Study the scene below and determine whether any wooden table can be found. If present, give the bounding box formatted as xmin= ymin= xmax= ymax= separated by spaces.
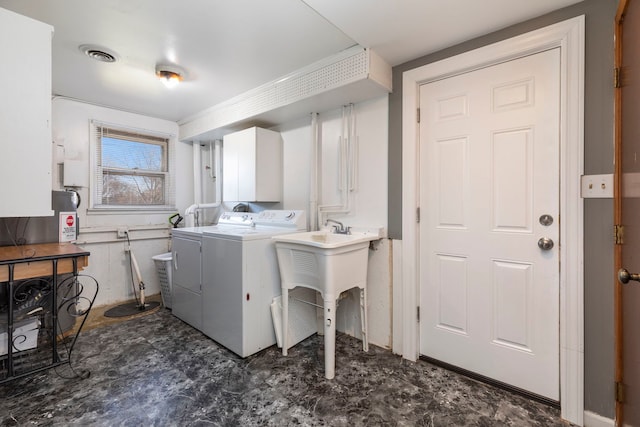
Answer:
xmin=0 ymin=243 xmax=89 ymax=282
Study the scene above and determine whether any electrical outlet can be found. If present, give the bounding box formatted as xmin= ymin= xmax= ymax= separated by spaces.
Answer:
xmin=117 ymin=227 xmax=128 ymax=238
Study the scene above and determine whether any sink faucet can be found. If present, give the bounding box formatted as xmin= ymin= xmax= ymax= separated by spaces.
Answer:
xmin=325 ymin=219 xmax=351 ymax=235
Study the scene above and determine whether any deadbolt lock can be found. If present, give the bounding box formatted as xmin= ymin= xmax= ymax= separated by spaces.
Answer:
xmin=539 ymin=214 xmax=553 ymax=226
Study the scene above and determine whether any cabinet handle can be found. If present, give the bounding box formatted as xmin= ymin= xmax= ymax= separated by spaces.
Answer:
xmin=173 ymin=252 xmax=178 ymax=270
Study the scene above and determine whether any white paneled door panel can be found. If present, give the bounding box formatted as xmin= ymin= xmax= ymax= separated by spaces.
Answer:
xmin=419 ymin=48 xmax=560 ymax=400
xmin=437 ymin=137 xmax=468 ymax=228
xmin=436 ymin=254 xmax=469 ymax=334
xmin=492 ymin=128 xmax=533 ymax=231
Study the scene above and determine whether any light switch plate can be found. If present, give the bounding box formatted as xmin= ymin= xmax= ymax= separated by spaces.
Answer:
xmin=581 ymin=174 xmax=613 ymax=198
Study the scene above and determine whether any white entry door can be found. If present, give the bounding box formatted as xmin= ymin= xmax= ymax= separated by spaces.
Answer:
xmin=419 ymin=48 xmax=560 ymax=400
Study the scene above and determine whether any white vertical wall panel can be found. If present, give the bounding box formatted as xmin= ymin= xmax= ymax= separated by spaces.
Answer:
xmin=280 ymin=118 xmax=312 ymax=210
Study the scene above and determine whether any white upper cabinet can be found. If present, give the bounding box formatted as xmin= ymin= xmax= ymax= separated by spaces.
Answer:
xmin=222 ymin=127 xmax=282 ymax=202
xmin=0 ymin=8 xmax=53 ymax=217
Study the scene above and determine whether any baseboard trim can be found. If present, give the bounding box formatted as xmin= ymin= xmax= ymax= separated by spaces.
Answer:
xmin=584 ymin=410 xmax=615 ymax=427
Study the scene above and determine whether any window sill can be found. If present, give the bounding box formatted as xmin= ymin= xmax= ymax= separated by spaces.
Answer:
xmin=87 ymin=206 xmax=177 ymax=215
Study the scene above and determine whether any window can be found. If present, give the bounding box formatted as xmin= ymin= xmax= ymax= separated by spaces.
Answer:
xmin=91 ymin=123 xmax=175 ymax=210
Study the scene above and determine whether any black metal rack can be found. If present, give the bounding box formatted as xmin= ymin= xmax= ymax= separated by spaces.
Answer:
xmin=0 ymin=244 xmax=98 ymax=383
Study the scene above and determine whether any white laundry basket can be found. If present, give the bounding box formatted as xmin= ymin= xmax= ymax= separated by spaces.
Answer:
xmin=152 ymin=252 xmax=173 ymax=309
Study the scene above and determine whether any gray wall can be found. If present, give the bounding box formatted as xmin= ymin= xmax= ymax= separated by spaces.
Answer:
xmin=388 ymin=0 xmax=617 ymax=418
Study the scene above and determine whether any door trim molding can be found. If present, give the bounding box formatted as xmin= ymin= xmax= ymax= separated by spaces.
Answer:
xmin=613 ymin=3 xmax=626 ymax=425
xmin=401 ymin=16 xmax=584 ymax=425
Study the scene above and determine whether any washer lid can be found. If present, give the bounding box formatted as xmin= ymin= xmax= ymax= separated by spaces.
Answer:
xmin=171 ymin=225 xmax=221 ymax=237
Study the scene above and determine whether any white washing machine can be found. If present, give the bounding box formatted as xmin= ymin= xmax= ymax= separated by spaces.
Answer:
xmin=201 ymin=210 xmax=309 ymax=357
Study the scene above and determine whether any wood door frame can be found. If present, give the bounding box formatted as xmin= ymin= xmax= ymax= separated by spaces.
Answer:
xmin=400 ymin=16 xmax=585 ymax=425
xmin=614 ymin=1 xmax=626 ymax=425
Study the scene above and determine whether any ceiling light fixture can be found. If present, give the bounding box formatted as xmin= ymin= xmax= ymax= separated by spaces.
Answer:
xmin=156 ymin=65 xmax=184 ymax=88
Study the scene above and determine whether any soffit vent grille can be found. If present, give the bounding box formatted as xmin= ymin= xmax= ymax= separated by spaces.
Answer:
xmin=179 ymin=46 xmax=392 ymax=141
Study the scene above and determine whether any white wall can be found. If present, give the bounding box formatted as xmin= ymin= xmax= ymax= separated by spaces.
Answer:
xmin=275 ymin=95 xmax=392 ymax=348
xmin=51 ymin=98 xmax=192 ymax=306
xmin=50 ymin=95 xmax=391 ymax=349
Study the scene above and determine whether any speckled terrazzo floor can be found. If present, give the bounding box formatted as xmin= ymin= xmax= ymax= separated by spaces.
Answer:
xmin=1 ymin=308 xmax=573 ymax=426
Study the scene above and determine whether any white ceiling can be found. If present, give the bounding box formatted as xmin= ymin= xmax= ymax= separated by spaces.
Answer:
xmin=0 ymin=0 xmax=582 ymax=123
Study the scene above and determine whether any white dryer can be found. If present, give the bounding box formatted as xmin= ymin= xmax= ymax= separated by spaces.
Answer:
xmin=170 ymin=212 xmax=254 ymax=331
xmin=201 ymin=210 xmax=308 ymax=357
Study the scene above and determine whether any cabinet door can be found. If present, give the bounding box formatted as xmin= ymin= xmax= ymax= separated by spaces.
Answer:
xmin=0 ymin=9 xmax=53 ymax=217
xmin=222 ymin=135 xmax=241 ymax=202
xmin=236 ymin=131 xmax=256 ymax=201
xmin=223 ymin=127 xmax=255 ymax=202
xmin=253 ymin=127 xmax=282 ymax=202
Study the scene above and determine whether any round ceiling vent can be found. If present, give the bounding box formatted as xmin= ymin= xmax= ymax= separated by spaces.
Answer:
xmin=79 ymin=44 xmax=118 ymax=63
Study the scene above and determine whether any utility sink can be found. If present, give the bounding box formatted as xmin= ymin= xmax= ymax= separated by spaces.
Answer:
xmin=272 ymin=229 xmax=382 ymax=296
xmin=272 ymin=230 xmax=379 ymax=251
xmin=272 ymin=227 xmax=382 ymax=379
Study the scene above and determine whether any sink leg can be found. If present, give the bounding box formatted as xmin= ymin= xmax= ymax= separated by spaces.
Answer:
xmin=360 ymin=287 xmax=369 ymax=352
xmin=324 ymin=296 xmax=336 ymax=379
xmin=282 ymin=287 xmax=288 ymax=356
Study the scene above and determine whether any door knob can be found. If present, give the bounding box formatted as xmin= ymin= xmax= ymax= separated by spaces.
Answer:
xmin=618 ymin=268 xmax=640 ymax=284
xmin=537 ymin=237 xmax=554 ymax=250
